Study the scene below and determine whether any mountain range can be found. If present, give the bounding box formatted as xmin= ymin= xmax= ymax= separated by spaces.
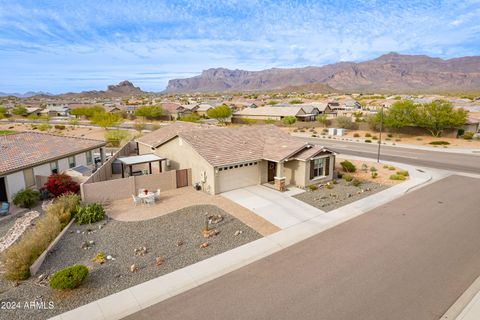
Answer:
xmin=165 ymin=52 xmax=480 ymax=93
xmin=0 ymin=91 xmax=53 ymax=98
xmin=57 ymin=80 xmax=146 ymax=98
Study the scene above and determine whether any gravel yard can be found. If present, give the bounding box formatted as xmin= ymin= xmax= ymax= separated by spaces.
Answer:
xmin=294 ymin=178 xmax=388 ymax=212
xmin=0 ymin=204 xmax=261 ymax=320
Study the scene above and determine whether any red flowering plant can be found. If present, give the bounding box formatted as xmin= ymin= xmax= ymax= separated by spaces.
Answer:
xmin=44 ymin=173 xmax=80 ymax=197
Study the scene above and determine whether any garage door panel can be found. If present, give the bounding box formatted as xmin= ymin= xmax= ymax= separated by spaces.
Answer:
xmin=218 ymin=164 xmax=259 ymax=193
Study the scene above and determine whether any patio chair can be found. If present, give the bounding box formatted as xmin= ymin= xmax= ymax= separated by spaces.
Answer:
xmin=154 ymin=189 xmax=161 ymax=201
xmin=138 ymin=188 xmax=145 ymax=195
xmin=144 ymin=194 xmax=155 ymax=206
xmin=132 ymin=195 xmax=142 ymax=206
xmin=0 ymin=202 xmax=9 ymax=216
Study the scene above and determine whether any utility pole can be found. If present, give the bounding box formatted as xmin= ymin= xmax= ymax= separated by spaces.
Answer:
xmin=377 ymin=105 xmax=384 ymax=163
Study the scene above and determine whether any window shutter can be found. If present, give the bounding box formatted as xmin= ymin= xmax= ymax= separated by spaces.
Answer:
xmin=309 ymin=160 xmax=314 ymax=179
xmin=325 ymin=157 xmax=330 ymax=176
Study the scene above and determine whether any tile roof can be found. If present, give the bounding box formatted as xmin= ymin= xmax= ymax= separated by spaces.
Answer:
xmin=234 ymin=106 xmax=304 ymax=117
xmin=136 ymin=122 xmax=216 ymax=148
xmin=161 ymin=103 xmax=184 ymax=113
xmin=0 ymin=132 xmax=106 ymax=175
xmin=289 ymin=145 xmax=333 ymax=161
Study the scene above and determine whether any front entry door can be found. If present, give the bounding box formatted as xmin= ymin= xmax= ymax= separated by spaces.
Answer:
xmin=267 ymin=161 xmax=276 ymax=182
xmin=0 ymin=177 xmax=7 ymax=202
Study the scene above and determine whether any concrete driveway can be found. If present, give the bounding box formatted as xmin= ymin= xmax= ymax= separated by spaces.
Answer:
xmin=221 ymin=185 xmax=324 ymax=229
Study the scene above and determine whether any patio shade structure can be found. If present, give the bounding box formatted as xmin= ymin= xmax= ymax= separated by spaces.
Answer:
xmin=117 ymin=153 xmax=165 ymax=178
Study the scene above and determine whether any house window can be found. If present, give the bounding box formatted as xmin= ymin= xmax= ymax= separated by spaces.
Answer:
xmin=86 ymin=151 xmax=93 ymax=165
xmin=219 ymin=168 xmax=223 ymax=171
xmin=311 ymin=158 xmax=325 ymax=178
xmin=68 ymin=156 xmax=76 ymax=168
xmin=50 ymin=161 xmax=58 ymax=174
xmin=23 ymin=168 xmax=35 ymax=188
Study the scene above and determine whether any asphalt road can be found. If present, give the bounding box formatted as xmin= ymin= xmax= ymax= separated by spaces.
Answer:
xmin=125 ymin=175 xmax=480 ymax=320
xmin=296 ymin=136 xmax=480 ymax=174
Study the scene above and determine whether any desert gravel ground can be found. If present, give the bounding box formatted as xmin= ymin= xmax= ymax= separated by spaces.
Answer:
xmin=0 ymin=204 xmax=261 ymax=320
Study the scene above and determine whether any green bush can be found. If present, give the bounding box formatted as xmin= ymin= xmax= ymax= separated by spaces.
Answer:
xmin=75 ymin=203 xmax=105 ymax=225
xmin=429 ymin=140 xmax=450 ymax=145
xmin=282 ymin=116 xmax=297 ymax=125
xmin=336 ymin=172 xmax=343 ymax=179
xmin=365 ymin=133 xmax=372 ymax=137
xmin=389 ymin=174 xmax=406 ymax=181
xmin=365 ymin=139 xmax=372 ymax=143
xmin=463 ymin=132 xmax=475 ymax=140
xmin=49 ymin=265 xmax=88 ymax=290
xmin=13 ymin=188 xmax=40 ymax=208
xmin=388 ymin=166 xmax=396 ymax=170
xmin=54 ymin=125 xmax=65 ymax=130
xmin=104 ymin=130 xmax=131 ymax=147
xmin=37 ymin=123 xmax=51 ymax=131
xmin=371 ymin=172 xmax=378 ymax=179
xmin=352 ymin=179 xmax=361 ymax=187
xmin=340 ymin=160 xmax=356 ymax=172
xmin=396 ymin=170 xmax=409 ymax=177
xmin=353 ymin=133 xmax=360 ymax=137
xmin=387 ymin=133 xmax=393 ymax=138
xmin=372 ymin=136 xmax=378 ymax=140
xmin=370 ymin=166 xmax=377 ymax=172
xmin=343 ymin=174 xmax=353 ymax=182
xmin=2 ymin=194 xmax=79 ymax=280
xmin=308 ymin=185 xmax=318 ymax=191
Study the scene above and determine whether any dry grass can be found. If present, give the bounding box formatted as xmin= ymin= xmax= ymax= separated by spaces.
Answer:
xmin=336 ymin=157 xmax=407 ymax=186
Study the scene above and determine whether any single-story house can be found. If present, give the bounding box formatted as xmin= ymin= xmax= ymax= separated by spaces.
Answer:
xmin=0 ymin=132 xmax=106 ymax=203
xmin=196 ymin=104 xmax=214 ymax=117
xmin=136 ymin=122 xmax=335 ymax=194
xmin=233 ymin=106 xmax=317 ymax=122
xmin=161 ymin=103 xmax=191 ymax=120
xmin=43 ymin=104 xmax=70 ymax=117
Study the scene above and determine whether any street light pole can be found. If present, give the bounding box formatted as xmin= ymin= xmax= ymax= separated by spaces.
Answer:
xmin=377 ymin=105 xmax=384 ymax=163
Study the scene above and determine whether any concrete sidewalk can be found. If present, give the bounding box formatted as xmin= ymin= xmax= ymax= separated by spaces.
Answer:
xmin=50 ymin=162 xmax=436 ymax=320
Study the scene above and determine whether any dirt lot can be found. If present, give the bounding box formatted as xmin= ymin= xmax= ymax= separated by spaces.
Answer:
xmin=0 ymin=122 xmax=108 ymax=141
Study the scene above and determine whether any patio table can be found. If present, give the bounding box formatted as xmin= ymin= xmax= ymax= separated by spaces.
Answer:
xmin=138 ymin=192 xmax=155 ymax=204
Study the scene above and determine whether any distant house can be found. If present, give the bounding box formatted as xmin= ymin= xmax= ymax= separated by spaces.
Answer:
xmin=136 ymin=123 xmax=335 ymax=194
xmin=196 ymin=104 xmax=214 ymax=117
xmin=0 ymin=132 xmax=106 ymax=203
xmin=327 ymin=102 xmax=343 ymax=111
xmin=161 ymin=103 xmax=190 ymax=120
xmin=43 ymin=104 xmax=70 ymax=117
xmin=25 ymin=107 xmax=43 ymax=116
xmin=105 ymin=106 xmax=121 ymax=113
xmin=233 ymin=106 xmax=316 ymax=121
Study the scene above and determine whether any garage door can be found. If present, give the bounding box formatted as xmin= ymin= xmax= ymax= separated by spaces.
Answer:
xmin=217 ymin=162 xmax=259 ymax=193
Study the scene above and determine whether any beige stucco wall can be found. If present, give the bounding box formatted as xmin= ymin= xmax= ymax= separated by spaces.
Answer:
xmin=284 ymin=160 xmax=306 ymax=187
xmin=141 ymin=137 xmax=216 ymax=195
xmin=303 ymin=155 xmax=334 ymax=186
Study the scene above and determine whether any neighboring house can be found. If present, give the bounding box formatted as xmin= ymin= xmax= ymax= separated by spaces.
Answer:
xmin=0 ymin=132 xmax=106 ymax=202
xmin=25 ymin=107 xmax=43 ymax=116
xmin=161 ymin=103 xmax=190 ymax=120
xmin=136 ymin=122 xmax=335 ymax=194
xmin=233 ymin=106 xmax=316 ymax=121
xmin=327 ymin=101 xmax=343 ymax=111
xmin=196 ymin=104 xmax=214 ymax=117
xmin=43 ymin=104 xmax=70 ymax=117
xmin=105 ymin=106 xmax=121 ymax=113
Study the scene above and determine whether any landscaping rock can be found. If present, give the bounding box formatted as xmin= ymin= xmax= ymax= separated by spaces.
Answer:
xmin=155 ymin=256 xmax=163 ymax=267
xmin=200 ymin=242 xmax=209 ymax=248
xmin=130 ymin=264 xmax=137 ymax=273
xmin=176 ymin=240 xmax=183 ymax=247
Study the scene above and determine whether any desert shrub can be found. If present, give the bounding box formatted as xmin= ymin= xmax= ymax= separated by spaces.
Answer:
xmin=308 ymin=185 xmax=318 ymax=191
xmin=13 ymin=188 xmax=40 ymax=208
xmin=361 ymin=164 xmax=368 ymax=172
xmin=395 ymin=138 xmax=401 ymax=142
xmin=325 ymin=184 xmax=334 ymax=189
xmin=388 ymin=166 xmax=396 ymax=170
xmin=2 ymin=213 xmax=62 ymax=280
xmin=238 ymin=118 xmax=256 ymax=125
xmin=332 ymin=179 xmax=338 ymax=184
xmin=463 ymin=132 xmax=475 ymax=140
xmin=370 ymin=166 xmax=377 ymax=172
xmin=282 ymin=116 xmax=297 ymax=125
xmin=49 ymin=265 xmax=88 ymax=290
xmin=336 ymin=116 xmax=355 ymax=129
xmin=340 ymin=160 xmax=356 ymax=172
xmin=387 ymin=133 xmax=393 ymax=138
xmin=396 ymin=170 xmax=409 ymax=177
xmin=353 ymin=133 xmax=360 ymax=137
xmin=371 ymin=172 xmax=378 ymax=179
xmin=352 ymin=179 xmax=361 ymax=187
xmin=264 ymin=118 xmax=275 ymax=124
xmin=75 ymin=203 xmax=105 ymax=225
xmin=92 ymin=252 xmax=106 ymax=264
xmin=336 ymin=172 xmax=343 ymax=179
xmin=372 ymin=136 xmax=378 ymax=140
xmin=429 ymin=140 xmax=450 ymax=145
xmin=343 ymin=174 xmax=353 ymax=182
xmin=104 ymin=130 xmax=131 ymax=147
xmin=46 ymin=193 xmax=80 ymax=227
xmin=37 ymin=123 xmax=51 ymax=131
xmin=416 ymin=137 xmax=423 ymax=141
xmin=365 ymin=139 xmax=372 ymax=143
xmin=54 ymin=125 xmax=65 ymax=130
xmin=44 ymin=173 xmax=79 ymax=197
xmin=390 ymin=174 xmax=406 ymax=181
xmin=2 ymin=194 xmax=80 ymax=280
xmin=365 ymin=133 xmax=372 ymax=137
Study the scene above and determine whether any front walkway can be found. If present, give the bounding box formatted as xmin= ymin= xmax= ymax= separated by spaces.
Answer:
xmin=221 ymin=185 xmax=325 ymax=229
xmin=106 ymin=187 xmax=279 ymax=236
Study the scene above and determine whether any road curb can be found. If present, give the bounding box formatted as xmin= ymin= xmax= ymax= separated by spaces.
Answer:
xmin=440 ymin=276 xmax=480 ymax=320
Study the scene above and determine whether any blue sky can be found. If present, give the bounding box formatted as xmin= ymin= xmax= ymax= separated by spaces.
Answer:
xmin=0 ymin=0 xmax=479 ymax=93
